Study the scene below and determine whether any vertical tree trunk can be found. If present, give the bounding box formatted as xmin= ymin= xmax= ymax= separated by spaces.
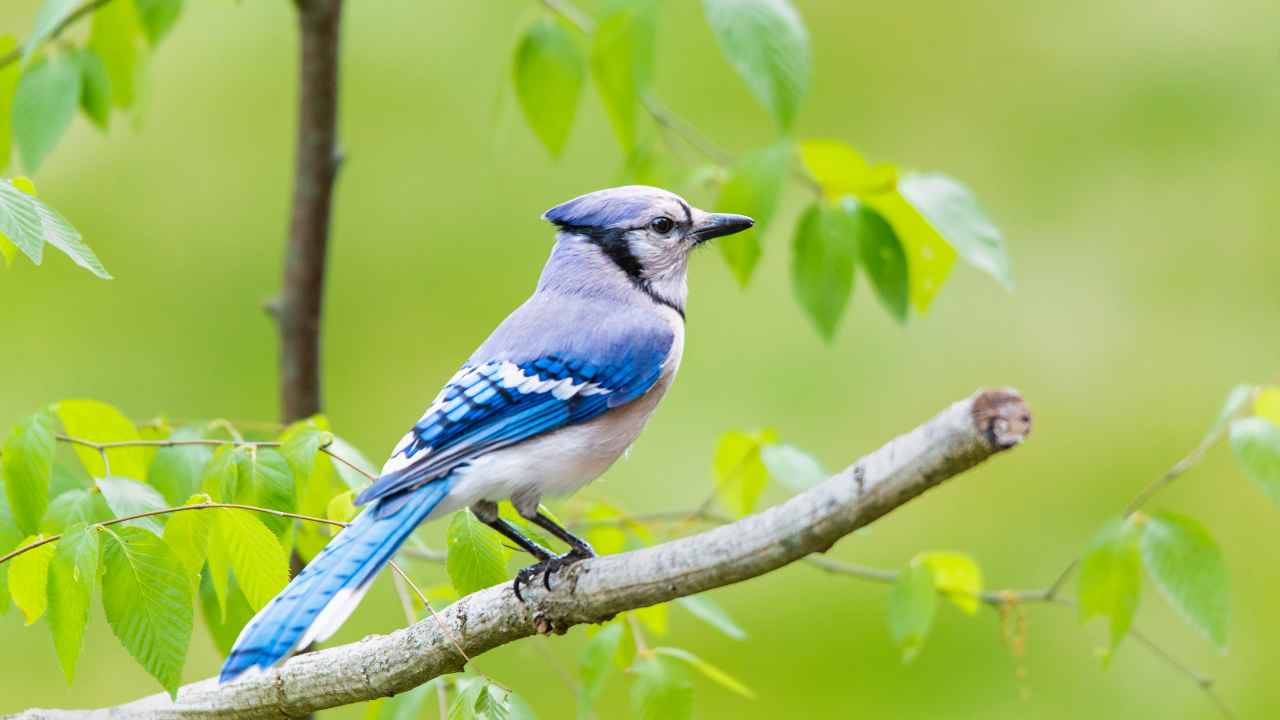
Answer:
xmin=280 ymin=0 xmax=344 ymax=424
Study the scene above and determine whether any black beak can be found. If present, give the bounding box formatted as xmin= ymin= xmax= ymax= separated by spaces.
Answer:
xmin=690 ymin=213 xmax=755 ymax=243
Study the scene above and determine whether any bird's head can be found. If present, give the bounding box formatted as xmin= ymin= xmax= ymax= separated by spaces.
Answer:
xmin=542 ymin=185 xmax=754 ymax=310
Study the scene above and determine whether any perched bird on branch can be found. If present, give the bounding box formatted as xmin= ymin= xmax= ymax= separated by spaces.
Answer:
xmin=220 ymin=186 xmax=753 ymax=682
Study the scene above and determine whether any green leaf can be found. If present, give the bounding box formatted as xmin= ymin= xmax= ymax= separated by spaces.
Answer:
xmin=3 ymin=408 xmax=57 ymax=535
xmin=1229 ymin=417 xmax=1280 ymax=505
xmin=147 ymin=429 xmax=213 ymax=505
xmin=96 ymin=476 xmax=167 ymax=535
xmin=577 ymin=622 xmax=624 ymax=719
xmin=371 ymin=679 xmax=442 ymax=720
xmin=446 ymin=509 xmax=511 ymax=596
xmin=713 ymin=429 xmax=776 ymax=516
xmin=1077 ymin=518 xmax=1141 ymax=655
xmin=22 ymin=0 xmax=81 ymax=64
xmin=198 ymin=571 xmax=254 ymax=657
xmin=848 ymin=199 xmax=909 ymax=323
xmin=590 ymin=0 xmax=657 ymax=152
xmin=40 ymin=487 xmax=112 ymax=533
xmin=915 ymin=551 xmax=983 ymax=615
xmin=759 ymin=443 xmax=826 ymax=492
xmin=898 ymin=173 xmax=1012 ymax=291
xmin=0 ymin=36 xmax=20 ymax=174
xmin=862 ymin=188 xmax=957 ymax=312
xmin=162 ymin=499 xmax=212 ymax=585
xmin=326 ymin=488 xmax=358 ymax=524
xmin=0 ymin=179 xmax=109 ymax=277
xmin=798 ymin=139 xmax=868 ymax=197
xmin=56 ymin=400 xmax=148 ymax=480
xmin=675 ymin=594 xmax=747 ymax=640
xmin=100 ymin=526 xmax=192 ymax=695
xmin=654 ymin=646 xmax=755 ymax=699
xmin=47 ymin=523 xmax=99 ymax=681
xmin=1255 ymin=387 xmax=1280 ymax=425
xmin=631 ymin=656 xmax=693 ymax=720
xmin=9 ymin=535 xmax=55 ymax=624
xmin=887 ymin=562 xmax=936 ymax=662
xmin=449 ymin=676 xmax=487 ymax=720
xmin=279 ymin=420 xmax=331 ymax=484
xmin=792 ymin=201 xmax=858 ymax=340
xmin=89 ymin=0 xmax=143 ymax=110
xmin=716 ymin=141 xmax=790 ymax=287
xmin=703 ymin=0 xmax=810 ymax=128
xmin=1139 ymin=512 xmax=1229 ymax=650
xmin=72 ymin=48 xmax=111 ymax=129
xmin=133 ymin=0 xmax=184 ymax=45
xmin=513 ymin=17 xmax=585 ymax=157
xmin=12 ymin=55 xmax=80 ymax=173
xmin=235 ymin=447 xmax=295 ymax=536
xmin=200 ymin=445 xmax=239 ymax=501
xmin=208 ymin=509 xmax=289 ymax=611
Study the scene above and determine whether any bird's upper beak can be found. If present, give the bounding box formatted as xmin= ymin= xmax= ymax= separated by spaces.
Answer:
xmin=690 ymin=213 xmax=755 ymax=243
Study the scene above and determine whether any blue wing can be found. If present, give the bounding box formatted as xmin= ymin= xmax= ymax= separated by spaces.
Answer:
xmin=355 ymin=342 xmax=670 ymax=508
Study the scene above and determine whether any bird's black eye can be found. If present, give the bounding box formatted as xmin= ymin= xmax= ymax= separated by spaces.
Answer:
xmin=650 ymin=216 xmax=675 ymax=234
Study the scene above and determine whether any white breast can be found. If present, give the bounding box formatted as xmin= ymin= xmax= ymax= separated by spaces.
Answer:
xmin=427 ymin=307 xmax=685 ymax=520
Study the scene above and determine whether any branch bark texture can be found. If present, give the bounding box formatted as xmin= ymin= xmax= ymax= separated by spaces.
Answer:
xmin=8 ymin=388 xmax=1030 ymax=719
xmin=279 ymin=0 xmax=344 ymax=423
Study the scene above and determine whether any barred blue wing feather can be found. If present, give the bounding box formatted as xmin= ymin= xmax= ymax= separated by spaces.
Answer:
xmin=356 ymin=344 xmax=670 ymax=508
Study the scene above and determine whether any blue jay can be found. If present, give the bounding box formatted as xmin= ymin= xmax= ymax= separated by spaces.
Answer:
xmin=219 ymin=186 xmax=753 ymax=682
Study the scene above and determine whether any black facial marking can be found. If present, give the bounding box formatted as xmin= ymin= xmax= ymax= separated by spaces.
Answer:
xmin=560 ymin=224 xmax=685 ymax=318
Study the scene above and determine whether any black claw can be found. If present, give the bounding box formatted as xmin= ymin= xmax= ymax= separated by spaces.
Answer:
xmin=512 ymin=550 xmax=591 ymax=602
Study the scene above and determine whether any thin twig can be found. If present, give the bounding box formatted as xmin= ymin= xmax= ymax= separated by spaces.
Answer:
xmin=0 ymin=0 xmax=116 ymax=70
xmin=388 ymin=560 xmax=472 ymax=665
xmin=0 ymin=502 xmax=344 ymax=566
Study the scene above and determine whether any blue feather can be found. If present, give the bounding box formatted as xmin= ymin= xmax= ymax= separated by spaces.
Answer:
xmin=219 ymin=480 xmax=452 ymax=683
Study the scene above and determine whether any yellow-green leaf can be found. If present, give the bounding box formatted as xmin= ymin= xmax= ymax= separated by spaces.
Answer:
xmin=712 ymin=429 xmax=777 ymax=516
xmin=162 ymin=499 xmax=212 ymax=585
xmin=96 ymin=476 xmax=167 ymax=534
xmin=89 ymin=0 xmax=143 ymax=110
xmin=9 ymin=535 xmax=55 ymax=624
xmin=848 ymin=199 xmax=909 ymax=324
xmin=915 ymin=551 xmax=983 ymax=614
xmin=0 ymin=35 xmax=19 ymax=174
xmin=798 ymin=139 xmax=868 ymax=198
xmin=1254 ymin=387 xmax=1280 ymax=425
xmin=208 ymin=509 xmax=289 ymax=611
xmin=55 ymin=399 xmax=149 ymax=480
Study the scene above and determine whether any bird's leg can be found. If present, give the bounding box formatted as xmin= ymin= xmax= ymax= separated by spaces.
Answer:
xmin=529 ymin=512 xmax=596 ymax=560
xmin=519 ymin=511 xmax=596 ymax=591
xmin=472 ymin=502 xmax=560 ymax=602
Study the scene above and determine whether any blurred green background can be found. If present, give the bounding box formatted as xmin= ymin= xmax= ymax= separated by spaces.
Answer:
xmin=2 ymin=0 xmax=1278 ymax=717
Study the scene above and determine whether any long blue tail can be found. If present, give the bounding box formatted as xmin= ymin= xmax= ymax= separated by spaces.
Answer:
xmin=219 ymin=481 xmax=451 ymax=683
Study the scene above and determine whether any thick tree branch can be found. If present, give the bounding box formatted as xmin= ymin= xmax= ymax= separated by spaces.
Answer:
xmin=9 ymin=388 xmax=1031 ymax=719
xmin=278 ymin=0 xmax=344 ymax=423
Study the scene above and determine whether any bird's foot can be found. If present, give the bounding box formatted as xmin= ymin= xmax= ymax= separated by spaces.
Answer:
xmin=513 ymin=547 xmax=594 ymax=603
